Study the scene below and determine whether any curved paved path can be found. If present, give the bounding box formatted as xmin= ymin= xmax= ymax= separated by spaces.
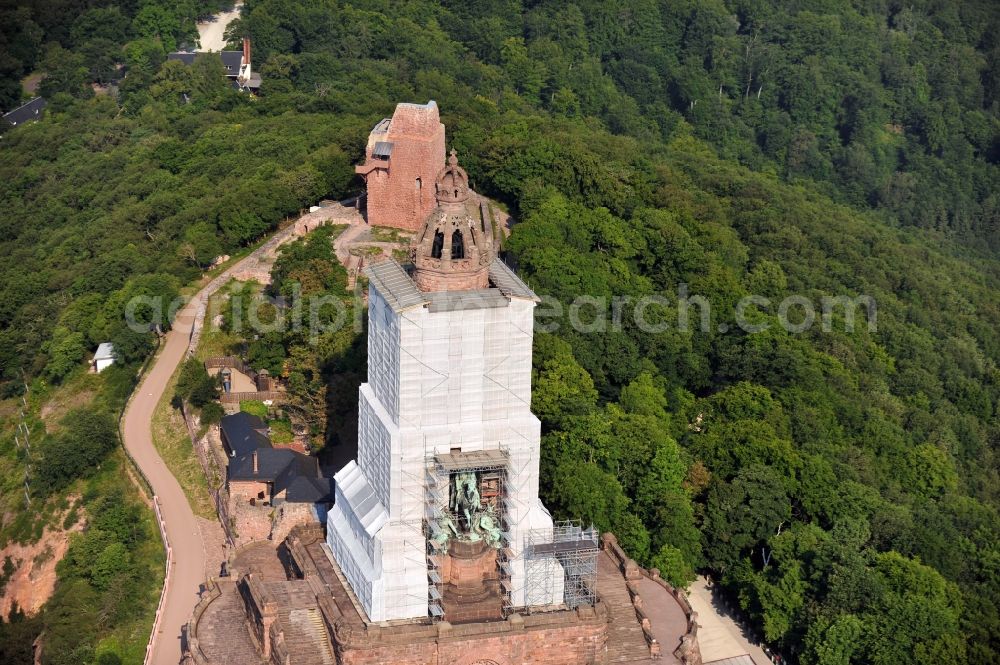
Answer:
xmin=123 ymin=216 xmax=322 ymax=663
xmin=635 ymin=576 xmax=688 ymax=660
xmin=123 ymin=298 xmax=209 ymax=665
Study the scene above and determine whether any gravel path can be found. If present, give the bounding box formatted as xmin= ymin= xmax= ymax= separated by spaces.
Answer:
xmin=687 ymin=576 xmax=771 ymax=665
xmin=196 ymin=4 xmax=243 ymax=52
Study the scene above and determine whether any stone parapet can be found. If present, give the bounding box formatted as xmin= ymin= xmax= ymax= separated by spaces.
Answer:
xmin=189 ymin=524 xmax=694 ymax=665
xmin=239 ymin=573 xmax=278 ymax=658
xmin=331 ymin=603 xmax=609 ymax=665
xmin=601 ymin=532 xmax=703 ymax=665
xmin=647 ymin=568 xmax=702 ymax=665
xmin=184 ymin=580 xmax=223 ymax=665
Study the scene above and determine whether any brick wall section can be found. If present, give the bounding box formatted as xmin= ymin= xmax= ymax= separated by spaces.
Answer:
xmin=357 ymin=102 xmax=446 ymax=231
xmin=412 ymin=264 xmax=491 ymax=291
xmin=229 ymin=480 xmax=269 ymax=501
xmin=188 ymin=526 xmax=641 ymax=665
xmin=228 ymin=498 xmax=274 ymax=542
xmin=269 ymin=503 xmax=318 ymax=544
xmin=334 ymin=608 xmax=608 ymax=665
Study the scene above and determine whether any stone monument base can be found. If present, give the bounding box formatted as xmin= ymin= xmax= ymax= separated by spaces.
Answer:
xmin=184 ymin=526 xmax=703 ymax=665
xmin=439 ymin=539 xmax=503 ymax=623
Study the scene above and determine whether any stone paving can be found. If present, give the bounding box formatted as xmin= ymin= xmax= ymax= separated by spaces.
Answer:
xmin=192 ymin=581 xmax=265 ymax=665
xmin=189 ymin=530 xmax=701 ymax=665
xmin=688 ymin=576 xmax=770 ymax=665
xmin=197 ymin=517 xmax=229 ymax=581
xmin=635 ymin=575 xmax=689 ymax=659
xmin=233 ymin=541 xmax=287 ymax=581
xmin=595 ymin=551 xmax=665 ymax=664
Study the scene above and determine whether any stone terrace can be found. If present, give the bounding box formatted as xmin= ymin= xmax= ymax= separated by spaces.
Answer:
xmin=187 ymin=527 xmax=700 ymax=665
xmin=596 ymin=550 xmax=662 ymax=664
xmin=186 ymin=581 xmax=265 ymax=665
xmin=233 ymin=541 xmax=288 ymax=581
xmin=636 ymin=575 xmax=689 ymax=659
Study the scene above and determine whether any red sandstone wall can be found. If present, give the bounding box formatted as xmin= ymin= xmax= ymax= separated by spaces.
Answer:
xmin=361 ymin=102 xmax=446 ymax=231
xmin=337 ymin=620 xmax=607 ymax=665
xmin=270 ymin=503 xmax=319 ymax=544
xmin=229 ymin=480 xmax=269 ymax=501
xmin=412 ymin=265 xmax=490 ymax=292
xmin=444 ymin=624 xmax=605 ymax=665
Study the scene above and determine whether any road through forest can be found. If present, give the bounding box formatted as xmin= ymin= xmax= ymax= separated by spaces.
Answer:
xmin=122 ymin=228 xmax=300 ymax=663
xmin=122 ymin=207 xmax=357 ymax=663
xmin=122 ymin=296 xmax=208 ymax=665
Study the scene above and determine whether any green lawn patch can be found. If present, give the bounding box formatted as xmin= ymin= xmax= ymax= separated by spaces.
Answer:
xmin=239 ymin=400 xmax=269 ymax=418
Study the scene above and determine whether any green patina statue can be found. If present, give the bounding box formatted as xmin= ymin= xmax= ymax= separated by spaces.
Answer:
xmin=435 ymin=470 xmax=502 ymax=549
xmin=451 ymin=471 xmax=481 ymax=532
xmin=430 ymin=514 xmax=459 ymax=548
xmin=473 ymin=507 xmax=503 ymax=548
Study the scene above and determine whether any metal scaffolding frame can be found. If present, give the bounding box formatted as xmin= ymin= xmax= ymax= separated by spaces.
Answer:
xmin=425 ymin=448 xmax=513 ymax=620
xmin=525 ymin=520 xmax=599 ymax=611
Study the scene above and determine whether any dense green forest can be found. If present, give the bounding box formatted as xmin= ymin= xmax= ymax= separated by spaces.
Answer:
xmin=1 ymin=1 xmax=998 ymax=663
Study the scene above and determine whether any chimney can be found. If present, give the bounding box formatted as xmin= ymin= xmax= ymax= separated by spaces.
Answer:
xmin=238 ymin=37 xmax=253 ymax=87
xmin=253 ymin=450 xmax=259 ymax=474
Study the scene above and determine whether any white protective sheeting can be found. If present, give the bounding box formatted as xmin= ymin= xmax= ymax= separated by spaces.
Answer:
xmin=327 ymin=260 xmax=564 ymax=622
xmin=334 ymin=461 xmax=388 ymax=533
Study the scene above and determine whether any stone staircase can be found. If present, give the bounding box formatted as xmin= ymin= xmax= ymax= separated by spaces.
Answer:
xmin=596 ymin=552 xmax=655 ymax=663
xmin=282 ymin=607 xmax=335 ymax=665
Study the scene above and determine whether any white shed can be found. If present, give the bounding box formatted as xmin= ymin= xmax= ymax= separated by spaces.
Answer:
xmin=93 ymin=343 xmax=115 ymax=373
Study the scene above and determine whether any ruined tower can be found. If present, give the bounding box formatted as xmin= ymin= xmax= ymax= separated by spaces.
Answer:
xmin=355 ymin=101 xmax=446 ymax=231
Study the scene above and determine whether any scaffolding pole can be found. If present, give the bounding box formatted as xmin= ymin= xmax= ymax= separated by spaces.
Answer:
xmin=525 ymin=520 xmax=599 ymax=610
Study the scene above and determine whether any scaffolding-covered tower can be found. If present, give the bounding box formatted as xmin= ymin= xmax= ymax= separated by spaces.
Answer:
xmin=525 ymin=521 xmax=599 ymax=610
xmin=327 ymin=149 xmax=567 ymax=623
xmin=327 ymin=258 xmax=566 ymax=621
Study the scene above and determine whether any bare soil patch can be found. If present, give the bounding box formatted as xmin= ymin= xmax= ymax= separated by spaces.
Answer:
xmin=0 ymin=501 xmax=84 ymax=618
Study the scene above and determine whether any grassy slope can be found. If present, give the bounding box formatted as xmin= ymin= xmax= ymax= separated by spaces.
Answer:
xmin=87 ymin=461 xmax=165 ymax=664
xmin=147 ymin=278 xmax=253 ymax=521
xmin=148 ymin=365 xmax=217 ymax=521
xmin=0 ymin=376 xmax=164 ymax=661
xmin=0 ymin=257 xmax=266 ymax=659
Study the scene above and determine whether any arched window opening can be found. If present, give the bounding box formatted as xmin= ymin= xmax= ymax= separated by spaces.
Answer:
xmin=451 ymin=230 xmax=465 ymax=259
xmin=431 ymin=230 xmax=444 ymax=259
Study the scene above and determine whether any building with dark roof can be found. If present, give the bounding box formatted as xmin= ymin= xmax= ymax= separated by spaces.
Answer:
xmin=166 ymin=51 xmax=243 ymax=75
xmin=228 ymin=447 xmax=332 ymax=506
xmin=219 ymin=411 xmax=271 ymax=457
xmin=166 ymin=38 xmax=261 ymax=91
xmin=3 ymin=97 xmax=46 ymax=129
xmin=281 ymin=475 xmax=335 ymax=504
